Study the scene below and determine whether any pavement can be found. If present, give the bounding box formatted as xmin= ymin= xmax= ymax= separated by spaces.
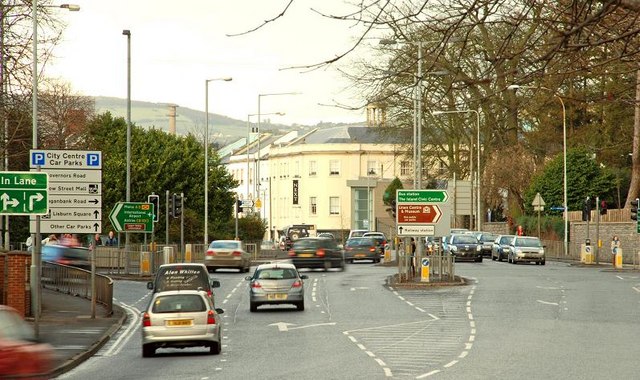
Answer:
xmin=33 ymin=288 xmax=126 ymax=378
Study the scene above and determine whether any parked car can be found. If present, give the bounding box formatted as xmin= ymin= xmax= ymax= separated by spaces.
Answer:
xmin=141 ymin=290 xmax=224 ymax=357
xmin=0 ymin=305 xmax=53 ymax=378
xmin=347 ymin=229 xmax=369 ymax=239
xmin=40 ymin=244 xmax=91 ymax=270
xmin=344 ymin=237 xmax=381 ymax=263
xmin=491 ymin=235 xmax=516 ymax=262
xmin=508 ymin=236 xmax=546 ymax=265
xmin=362 ymin=232 xmax=387 ymax=255
xmin=205 ymin=240 xmax=251 ymax=272
xmin=288 ymin=237 xmax=345 ymax=271
xmin=317 ymin=232 xmax=335 ymax=240
xmin=146 ymin=263 xmax=221 ymax=302
xmin=443 ymin=233 xmax=483 ymax=262
xmin=475 ymin=232 xmax=498 ymax=257
xmin=280 ymin=224 xmax=316 ymax=250
xmin=245 ymin=262 xmax=308 ymax=312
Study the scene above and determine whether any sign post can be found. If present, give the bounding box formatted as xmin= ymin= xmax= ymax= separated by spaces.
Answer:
xmin=532 ymin=192 xmax=546 ymax=238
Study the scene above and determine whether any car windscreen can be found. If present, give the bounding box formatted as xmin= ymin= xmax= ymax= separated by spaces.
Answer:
xmin=452 ymin=235 xmax=478 ymax=244
xmin=209 ymin=241 xmax=239 ymax=249
xmin=480 ymin=234 xmax=496 ymax=242
xmin=155 ymin=267 xmax=210 ymax=292
xmin=152 ymin=294 xmax=206 ymax=313
xmin=515 ymin=238 xmax=542 ymax=247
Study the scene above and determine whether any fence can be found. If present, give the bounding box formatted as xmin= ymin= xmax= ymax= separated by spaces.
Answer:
xmin=41 ymin=262 xmax=113 ymax=315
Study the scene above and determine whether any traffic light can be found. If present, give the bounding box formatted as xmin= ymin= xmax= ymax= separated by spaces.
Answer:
xmin=172 ymin=193 xmax=183 ymax=218
xmin=148 ymin=194 xmax=160 ymax=222
xmin=391 ymin=199 xmax=397 ymax=218
xmin=631 ymin=198 xmax=639 ymax=221
xmin=236 ymin=199 xmax=242 ymax=215
xmin=582 ymin=196 xmax=592 ymax=222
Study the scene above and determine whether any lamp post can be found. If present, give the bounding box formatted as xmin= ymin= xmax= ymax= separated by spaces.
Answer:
xmin=256 ymin=92 xmax=300 ymax=203
xmin=204 ymin=77 xmax=232 ymax=245
xmin=246 ymin=112 xmax=284 ymax=202
xmin=507 ymin=84 xmax=567 ymax=255
xmin=433 ymin=109 xmax=481 ymax=231
xmin=31 ymin=0 xmax=80 ymax=336
xmin=121 ymin=29 xmax=131 ymax=260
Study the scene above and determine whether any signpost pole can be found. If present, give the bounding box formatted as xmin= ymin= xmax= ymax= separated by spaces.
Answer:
xmin=165 ymin=190 xmax=169 ymax=245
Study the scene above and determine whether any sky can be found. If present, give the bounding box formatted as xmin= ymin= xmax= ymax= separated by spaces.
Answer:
xmin=45 ymin=0 xmax=376 ymax=126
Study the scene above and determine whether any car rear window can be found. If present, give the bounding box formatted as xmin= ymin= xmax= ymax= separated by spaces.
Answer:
xmin=256 ymin=268 xmax=297 ymax=280
xmin=210 ymin=241 xmax=239 ymax=249
xmin=152 ymin=294 xmax=206 ymax=313
xmin=155 ymin=266 xmax=210 ymax=293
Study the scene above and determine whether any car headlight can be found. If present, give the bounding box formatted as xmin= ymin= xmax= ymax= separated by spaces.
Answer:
xmin=503 ymin=247 xmax=510 ymax=252
xmin=476 ymin=245 xmax=481 ymax=252
xmin=449 ymin=246 xmax=457 ymax=252
xmin=539 ymin=248 xmax=545 ymax=254
xmin=516 ymin=249 xmax=523 ymax=255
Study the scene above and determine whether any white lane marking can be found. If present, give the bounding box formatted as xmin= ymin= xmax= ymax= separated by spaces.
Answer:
xmin=536 ymin=286 xmax=560 ymax=290
xmin=357 ymin=343 xmax=366 ymax=350
xmin=366 ymin=351 xmax=375 ymax=357
xmin=537 ymin=300 xmax=559 ymax=306
xmin=469 ymin=335 xmax=475 ymax=342
xmin=616 ymin=276 xmax=624 ymax=280
xmin=375 ymin=358 xmax=386 ymax=366
xmin=383 ymin=368 xmax=393 ymax=377
xmin=470 ymin=321 xmax=475 ymax=328
xmin=428 ymin=313 xmax=439 ymax=320
xmin=471 ymin=329 xmax=476 ymax=335
xmin=465 ymin=343 xmax=473 ymax=350
xmin=468 ymin=313 xmax=474 ymax=320
xmin=632 ymin=287 xmax=640 ymax=293
xmin=350 ymin=287 xmax=369 ymax=291
xmin=417 ymin=369 xmax=441 ymax=378
xmin=459 ymin=351 xmax=468 ymax=358
xmin=444 ymin=360 xmax=458 ymax=368
xmin=398 ymin=296 xmax=405 ymax=301
xmin=415 ymin=307 xmax=426 ymax=313
xmin=406 ymin=301 xmax=414 ymax=306
xmin=348 ymin=336 xmax=357 ymax=343
xmin=103 ymin=303 xmax=140 ymax=357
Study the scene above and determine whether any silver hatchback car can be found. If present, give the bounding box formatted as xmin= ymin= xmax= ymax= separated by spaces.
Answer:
xmin=141 ymin=290 xmax=224 ymax=357
xmin=245 ymin=262 xmax=307 ymax=312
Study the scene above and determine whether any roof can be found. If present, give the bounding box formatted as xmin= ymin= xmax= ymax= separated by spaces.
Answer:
xmin=288 ymin=124 xmax=396 ymax=145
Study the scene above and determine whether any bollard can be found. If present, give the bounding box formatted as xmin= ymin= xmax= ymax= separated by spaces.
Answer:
xmin=384 ymin=244 xmax=391 ymax=263
xmin=185 ymin=244 xmax=192 ymax=263
xmin=421 ymin=257 xmax=430 ymax=283
xmin=163 ymin=246 xmax=174 ymax=264
xmin=140 ymin=251 xmax=151 ymax=275
xmin=615 ymin=248 xmax=623 ymax=269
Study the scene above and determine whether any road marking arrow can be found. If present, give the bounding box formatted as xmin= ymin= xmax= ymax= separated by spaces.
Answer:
xmin=269 ymin=322 xmax=295 ymax=332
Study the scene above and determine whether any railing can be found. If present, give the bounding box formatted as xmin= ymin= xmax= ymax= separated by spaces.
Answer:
xmin=41 ymin=261 xmax=113 ymax=315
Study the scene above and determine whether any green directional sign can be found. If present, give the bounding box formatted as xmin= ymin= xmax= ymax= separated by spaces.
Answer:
xmin=397 ymin=189 xmax=448 ymax=203
xmin=109 ymin=202 xmax=154 ymax=233
xmin=0 ymin=171 xmax=48 ymax=215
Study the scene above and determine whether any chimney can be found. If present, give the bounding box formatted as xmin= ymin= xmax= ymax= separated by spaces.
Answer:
xmin=167 ymin=104 xmax=178 ymax=135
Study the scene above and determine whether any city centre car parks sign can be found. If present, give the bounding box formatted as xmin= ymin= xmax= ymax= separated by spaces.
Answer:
xmin=109 ymin=202 xmax=154 ymax=233
xmin=29 ymin=150 xmax=102 ymax=234
xmin=396 ymin=189 xmax=450 ymax=237
xmin=0 ymin=172 xmax=48 ymax=215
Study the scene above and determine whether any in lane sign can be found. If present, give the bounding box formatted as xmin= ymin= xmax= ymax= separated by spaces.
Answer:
xmin=0 ymin=172 xmax=48 ymax=215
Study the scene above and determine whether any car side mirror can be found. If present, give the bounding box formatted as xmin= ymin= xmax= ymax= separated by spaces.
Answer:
xmin=300 ymin=275 xmax=308 ymax=280
xmin=211 ymin=279 xmax=221 ymax=288
xmin=215 ymin=308 xmax=225 ymax=315
xmin=244 ymin=276 xmax=253 ymax=281
xmin=146 ymin=281 xmax=154 ymax=290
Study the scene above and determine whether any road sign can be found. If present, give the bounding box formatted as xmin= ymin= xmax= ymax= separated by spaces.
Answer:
xmin=30 ymin=220 xmax=101 ymax=234
xmin=398 ymin=204 xmax=442 ymax=223
xmin=30 ymin=149 xmax=102 ymax=169
xmin=241 ymin=200 xmax=254 ymax=208
xmin=550 ymin=206 xmax=565 ymax=211
xmin=109 ymin=202 xmax=154 ymax=233
xmin=397 ymin=225 xmax=435 ymax=235
xmin=397 ymin=190 xmax=448 ymax=203
xmin=0 ymin=171 xmax=48 ymax=215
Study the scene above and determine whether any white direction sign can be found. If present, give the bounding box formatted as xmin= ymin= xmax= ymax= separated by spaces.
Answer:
xmin=397 ymin=225 xmax=436 ymax=236
xmin=30 ymin=149 xmax=102 ymax=234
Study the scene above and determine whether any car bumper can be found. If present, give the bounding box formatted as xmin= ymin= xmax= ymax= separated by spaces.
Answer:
xmin=205 ymin=257 xmax=247 ymax=268
xmin=142 ymin=327 xmax=220 ymax=347
xmin=453 ymin=252 xmax=482 ymax=261
xmin=514 ymin=254 xmax=545 ymax=262
xmin=291 ymin=257 xmax=342 ymax=268
xmin=345 ymin=252 xmax=380 ymax=261
xmin=250 ymin=292 xmax=304 ymax=305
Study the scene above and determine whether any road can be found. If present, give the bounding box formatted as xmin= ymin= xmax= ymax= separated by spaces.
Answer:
xmin=57 ymin=260 xmax=640 ymax=379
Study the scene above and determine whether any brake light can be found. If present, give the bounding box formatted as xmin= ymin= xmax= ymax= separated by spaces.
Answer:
xmin=207 ymin=250 xmax=216 ymax=256
xmin=142 ymin=312 xmax=151 ymax=327
xmin=291 ymin=280 xmax=302 ymax=288
xmin=316 ymin=249 xmax=325 ymax=257
xmin=232 ymin=251 xmax=242 ymax=256
xmin=251 ymin=281 xmax=262 ymax=288
xmin=207 ymin=290 xmax=213 ymax=298
xmin=57 ymin=259 xmax=71 ymax=265
xmin=288 ymin=250 xmax=296 ymax=257
xmin=369 ymin=247 xmax=376 ymax=252
xmin=207 ymin=310 xmax=216 ymax=325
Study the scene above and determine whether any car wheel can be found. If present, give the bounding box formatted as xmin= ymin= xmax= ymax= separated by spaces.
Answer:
xmin=497 ymin=254 xmax=502 ymax=262
xmin=296 ymin=301 xmax=305 ymax=311
xmin=476 ymin=257 xmax=483 ymax=263
xmin=541 ymin=260 xmax=546 ymax=266
xmin=492 ymin=254 xmax=496 ymax=261
xmin=209 ymin=342 xmax=221 ymax=355
xmin=507 ymin=255 xmax=511 ymax=263
xmin=338 ymin=260 xmax=346 ymax=271
xmin=250 ymin=302 xmax=258 ymax=312
xmin=142 ymin=344 xmax=155 ymax=358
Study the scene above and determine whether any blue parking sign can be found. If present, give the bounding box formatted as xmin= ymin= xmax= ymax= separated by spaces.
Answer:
xmin=87 ymin=153 xmax=100 ymax=167
xmin=31 ymin=151 xmax=45 ymax=166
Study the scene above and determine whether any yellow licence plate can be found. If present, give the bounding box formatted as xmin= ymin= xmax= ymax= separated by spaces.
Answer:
xmin=298 ymin=253 xmax=313 ymax=257
xmin=267 ymin=293 xmax=288 ymax=300
xmin=167 ymin=319 xmax=192 ymax=327
xmin=355 ymin=254 xmax=365 ymax=258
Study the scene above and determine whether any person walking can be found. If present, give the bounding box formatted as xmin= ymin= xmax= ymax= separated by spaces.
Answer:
xmin=409 ymin=238 xmax=417 ymax=277
xmin=105 ymin=230 xmax=118 ymax=247
xmin=610 ymin=236 xmax=620 ymax=268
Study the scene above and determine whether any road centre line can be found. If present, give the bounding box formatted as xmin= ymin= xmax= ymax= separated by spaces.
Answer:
xmin=375 ymin=358 xmax=386 ymax=366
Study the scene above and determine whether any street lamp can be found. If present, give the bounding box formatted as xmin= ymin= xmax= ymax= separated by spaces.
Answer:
xmin=507 ymin=84 xmax=567 ymax=255
xmin=121 ymin=29 xmax=131 ymax=262
xmin=256 ymin=92 xmax=300 ymax=203
xmin=432 ymin=109 xmax=481 ymax=231
xmin=246 ymin=112 xmax=284 ymax=201
xmin=31 ymin=0 xmax=80 ymax=336
xmin=204 ymin=77 xmax=232 ymax=245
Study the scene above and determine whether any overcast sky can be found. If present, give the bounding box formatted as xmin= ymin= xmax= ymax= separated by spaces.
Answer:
xmin=44 ymin=0 xmax=376 ymax=126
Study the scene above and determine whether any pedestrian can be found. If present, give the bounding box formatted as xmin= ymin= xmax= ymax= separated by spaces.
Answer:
xmin=409 ymin=238 xmax=417 ymax=276
xmin=42 ymin=234 xmax=58 ymax=245
xmin=105 ymin=230 xmax=118 ymax=247
xmin=610 ymin=235 xmax=620 ymax=268
xmin=91 ymin=233 xmax=103 ymax=249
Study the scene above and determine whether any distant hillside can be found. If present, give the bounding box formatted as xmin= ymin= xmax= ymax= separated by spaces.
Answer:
xmin=94 ymin=96 xmax=295 ymax=145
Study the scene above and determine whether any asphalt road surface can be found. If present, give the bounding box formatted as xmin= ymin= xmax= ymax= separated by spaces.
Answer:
xmin=57 ymin=259 xmax=640 ymax=379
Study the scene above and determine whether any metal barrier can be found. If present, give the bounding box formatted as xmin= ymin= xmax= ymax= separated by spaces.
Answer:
xmin=428 ymin=253 xmax=456 ymax=282
xmin=41 ymin=261 xmax=113 ymax=316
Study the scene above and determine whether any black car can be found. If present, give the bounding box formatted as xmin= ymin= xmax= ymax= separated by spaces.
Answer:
xmin=288 ymin=237 xmax=345 ymax=271
xmin=444 ymin=233 xmax=483 ymax=262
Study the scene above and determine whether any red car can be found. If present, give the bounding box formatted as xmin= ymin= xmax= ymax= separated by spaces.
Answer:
xmin=0 ymin=306 xmax=53 ymax=378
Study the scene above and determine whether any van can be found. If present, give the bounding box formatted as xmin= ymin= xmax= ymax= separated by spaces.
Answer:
xmin=146 ymin=263 xmax=220 ymax=302
xmin=280 ymin=224 xmax=317 ymax=250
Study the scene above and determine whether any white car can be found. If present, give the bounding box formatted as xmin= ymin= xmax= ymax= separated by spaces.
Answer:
xmin=141 ymin=290 xmax=224 ymax=357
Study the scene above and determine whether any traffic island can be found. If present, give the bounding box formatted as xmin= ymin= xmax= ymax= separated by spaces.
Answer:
xmin=386 ymin=273 xmax=469 ymax=288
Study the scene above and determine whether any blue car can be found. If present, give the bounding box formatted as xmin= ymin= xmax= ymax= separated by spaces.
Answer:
xmin=40 ymin=244 xmax=91 ymax=270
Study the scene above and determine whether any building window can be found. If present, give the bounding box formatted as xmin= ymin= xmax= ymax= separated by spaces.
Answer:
xmin=310 ymin=196 xmax=317 ymax=215
xmin=400 ymin=160 xmax=411 ymax=176
xmin=309 ymin=160 xmax=317 ymax=176
xmin=329 ymin=160 xmax=340 ymax=176
xmin=367 ymin=160 xmax=377 ymax=176
xmin=329 ymin=197 xmax=340 ymax=215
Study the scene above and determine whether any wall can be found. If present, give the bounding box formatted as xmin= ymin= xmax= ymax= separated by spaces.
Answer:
xmin=0 ymin=251 xmax=32 ymax=317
